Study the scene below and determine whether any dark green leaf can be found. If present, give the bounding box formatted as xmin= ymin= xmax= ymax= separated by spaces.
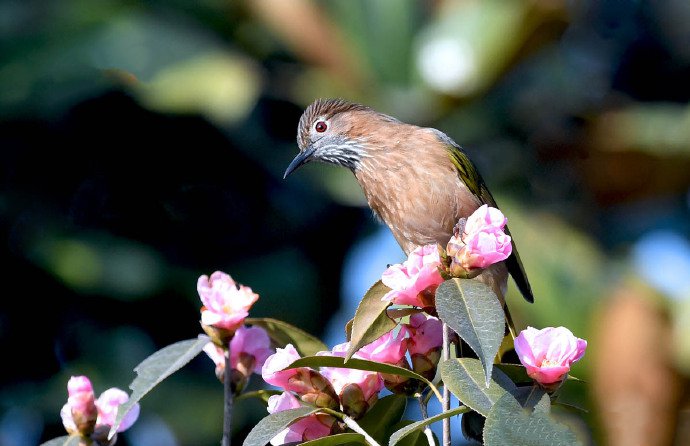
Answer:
xmin=495 ymin=364 xmax=531 ymax=384
xmin=108 ymin=337 xmax=209 ymax=437
xmin=389 ymin=406 xmax=468 ymax=446
xmin=236 ymin=389 xmax=282 ymax=404
xmin=287 ymin=355 xmax=442 ymax=401
xmin=484 ymin=393 xmax=582 ymax=446
xmin=243 ymin=407 xmax=320 ymax=446
xmin=389 ymin=421 xmax=436 ymax=446
xmin=511 ymin=386 xmax=548 ymax=412
xmin=436 ymin=278 xmax=504 ymax=386
xmin=440 ymin=358 xmax=516 ymax=417
xmin=246 ymin=317 xmax=327 ymax=356
xmin=358 ymin=394 xmax=407 ymax=443
xmin=40 ymin=436 xmax=83 ymax=446
xmin=346 ymin=280 xmax=395 ymax=361
xmin=301 ymin=433 xmax=367 ymax=446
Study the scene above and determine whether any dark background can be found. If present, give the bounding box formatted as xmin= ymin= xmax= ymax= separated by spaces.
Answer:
xmin=1 ymin=1 xmax=689 ymax=445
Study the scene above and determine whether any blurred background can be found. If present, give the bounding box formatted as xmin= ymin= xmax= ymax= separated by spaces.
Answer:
xmin=1 ymin=0 xmax=689 ymax=444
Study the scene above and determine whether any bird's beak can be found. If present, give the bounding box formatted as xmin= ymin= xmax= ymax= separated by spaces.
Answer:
xmin=283 ymin=146 xmax=316 ymax=179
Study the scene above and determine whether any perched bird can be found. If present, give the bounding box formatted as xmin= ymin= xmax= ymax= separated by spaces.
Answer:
xmin=284 ymin=98 xmax=533 ymax=310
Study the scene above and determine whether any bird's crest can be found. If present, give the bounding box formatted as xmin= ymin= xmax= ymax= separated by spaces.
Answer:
xmin=297 ymin=99 xmax=370 ymax=151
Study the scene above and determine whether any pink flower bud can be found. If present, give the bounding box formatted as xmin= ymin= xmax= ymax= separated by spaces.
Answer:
xmin=514 ymin=326 xmax=587 ymax=386
xmin=463 ymin=204 xmax=507 ymax=236
xmin=61 ymin=376 xmax=97 ymax=435
xmin=381 ymin=244 xmax=444 ymax=307
xmin=268 ymin=392 xmax=336 ymax=446
xmin=203 ymin=326 xmax=274 ymax=390
xmin=198 ymin=271 xmax=258 ymax=332
xmin=95 ymin=388 xmax=140 ymax=432
xmin=357 ymin=327 xmax=409 ymax=364
xmin=408 ymin=314 xmax=443 ymax=356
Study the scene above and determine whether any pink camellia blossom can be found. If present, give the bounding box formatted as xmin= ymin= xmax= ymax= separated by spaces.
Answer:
xmin=318 ymin=343 xmax=384 ymax=403
xmin=198 ymin=271 xmax=259 ymax=332
xmin=262 ymin=344 xmax=339 ymax=409
xmin=407 ymin=314 xmax=443 ymax=356
xmin=261 ymin=344 xmax=303 ymax=388
xmin=357 ymin=326 xmax=410 ymax=364
xmin=454 ymin=229 xmax=512 ymax=269
xmin=447 ymin=206 xmax=512 ymax=272
xmin=95 ymin=388 xmax=140 ymax=432
xmin=514 ymin=326 xmax=587 ymax=385
xmin=463 ymin=204 xmax=507 ymax=236
xmin=203 ymin=326 xmax=274 ymax=375
xmin=381 ymin=244 xmax=444 ymax=306
xmin=268 ymin=392 xmax=334 ymax=446
xmin=60 ymin=376 xmax=97 ymax=435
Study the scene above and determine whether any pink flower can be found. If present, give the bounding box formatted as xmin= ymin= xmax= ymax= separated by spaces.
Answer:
xmin=317 ymin=343 xmax=384 ymax=403
xmin=198 ymin=271 xmax=259 ymax=332
xmin=267 ymin=392 xmax=334 ymax=445
xmin=261 ymin=344 xmax=303 ymax=389
xmin=407 ymin=314 xmax=443 ymax=356
xmin=357 ymin=327 xmax=410 ymax=364
xmin=262 ymin=344 xmax=339 ymax=409
xmin=204 ymin=326 xmax=274 ymax=375
xmin=447 ymin=206 xmax=512 ymax=271
xmin=514 ymin=326 xmax=587 ymax=385
xmin=60 ymin=376 xmax=139 ymax=436
xmin=60 ymin=376 xmax=97 ymax=435
xmin=456 ymin=229 xmax=512 ymax=269
xmin=463 ymin=204 xmax=507 ymax=235
xmin=381 ymin=244 xmax=444 ymax=306
xmin=95 ymin=388 xmax=140 ymax=432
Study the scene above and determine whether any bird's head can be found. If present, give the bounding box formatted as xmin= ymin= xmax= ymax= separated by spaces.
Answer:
xmin=284 ymin=98 xmax=392 ymax=178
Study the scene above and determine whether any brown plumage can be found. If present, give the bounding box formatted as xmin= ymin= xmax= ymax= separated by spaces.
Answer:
xmin=285 ymin=98 xmax=533 ymax=305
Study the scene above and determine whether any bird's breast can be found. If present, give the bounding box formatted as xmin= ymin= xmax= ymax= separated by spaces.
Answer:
xmin=355 ymin=153 xmax=481 ymax=254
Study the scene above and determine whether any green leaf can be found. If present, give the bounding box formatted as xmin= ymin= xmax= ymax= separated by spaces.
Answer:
xmin=301 ymin=433 xmax=367 ymax=446
xmin=346 ymin=280 xmax=395 ymax=361
xmin=512 ymin=386 xmax=548 ymax=412
xmin=236 ymin=389 xmax=282 ymax=404
xmin=40 ymin=436 xmax=83 ymax=446
xmin=246 ymin=317 xmax=327 ymax=356
xmin=287 ymin=355 xmax=443 ymax=401
xmin=389 ymin=406 xmax=468 ymax=446
xmin=243 ymin=407 xmax=320 ymax=446
xmin=436 ymin=278 xmax=505 ymax=386
xmin=389 ymin=421 xmax=436 ymax=446
xmin=484 ymin=393 xmax=582 ymax=446
xmin=440 ymin=358 xmax=516 ymax=417
xmin=108 ymin=336 xmax=209 ymax=437
xmin=358 ymin=394 xmax=407 ymax=443
xmin=495 ymin=364 xmax=532 ymax=384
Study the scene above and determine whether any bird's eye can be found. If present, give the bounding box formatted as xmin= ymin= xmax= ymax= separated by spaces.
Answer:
xmin=314 ymin=121 xmax=328 ymax=133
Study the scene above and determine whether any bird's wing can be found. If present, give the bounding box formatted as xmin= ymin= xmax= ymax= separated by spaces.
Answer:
xmin=446 ymin=141 xmax=535 ymax=303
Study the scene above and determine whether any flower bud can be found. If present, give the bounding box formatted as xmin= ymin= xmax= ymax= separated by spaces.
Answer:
xmin=263 ymin=345 xmax=339 ymax=409
xmin=408 ymin=314 xmax=444 ymax=381
xmin=268 ymin=392 xmax=337 ymax=446
xmin=62 ymin=376 xmax=97 ymax=435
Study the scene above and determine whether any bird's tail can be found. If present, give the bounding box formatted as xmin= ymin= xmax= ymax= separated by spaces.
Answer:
xmin=503 ymin=302 xmax=517 ymax=339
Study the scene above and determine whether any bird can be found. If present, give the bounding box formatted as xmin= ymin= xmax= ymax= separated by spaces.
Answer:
xmin=283 ymin=98 xmax=534 ymax=317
